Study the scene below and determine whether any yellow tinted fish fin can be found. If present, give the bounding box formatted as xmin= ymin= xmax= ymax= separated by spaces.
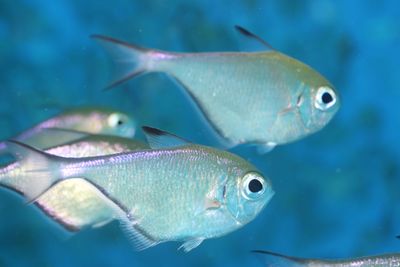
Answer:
xmin=234 ymin=25 xmax=275 ymax=51
xmin=252 ymin=250 xmax=308 ymax=267
xmin=178 ymin=238 xmax=204 ymax=252
xmin=35 ymin=178 xmax=120 ymax=232
xmin=34 ymin=199 xmax=82 ymax=232
xmin=2 ymin=140 xmax=63 ymax=201
xmin=27 ymin=179 xmax=66 ymax=205
xmin=91 ymin=34 xmax=151 ymax=90
xmin=119 ymin=214 xmax=160 ymax=251
xmin=142 ymin=126 xmax=190 ymax=149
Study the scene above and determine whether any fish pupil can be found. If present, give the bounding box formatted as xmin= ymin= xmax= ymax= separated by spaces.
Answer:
xmin=249 ymin=179 xmax=263 ymax=193
xmin=117 ymin=120 xmax=124 ymax=125
xmin=321 ymin=92 xmax=333 ymax=104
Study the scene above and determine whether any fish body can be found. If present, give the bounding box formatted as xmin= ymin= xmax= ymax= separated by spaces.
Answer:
xmin=93 ymin=32 xmax=340 ymax=151
xmin=1 ymin=128 xmax=274 ymax=251
xmin=3 ymin=106 xmax=136 ymax=151
xmin=253 ymin=250 xmax=400 ymax=267
xmin=1 ymin=134 xmax=149 ymax=231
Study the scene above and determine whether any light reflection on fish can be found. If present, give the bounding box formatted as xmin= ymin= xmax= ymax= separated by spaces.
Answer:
xmin=253 ymin=250 xmax=400 ymax=267
xmin=0 ymin=106 xmax=137 ymax=152
xmin=0 ymin=131 xmax=149 ymax=231
xmin=0 ymin=127 xmax=274 ymax=251
xmin=92 ymin=26 xmax=340 ymax=152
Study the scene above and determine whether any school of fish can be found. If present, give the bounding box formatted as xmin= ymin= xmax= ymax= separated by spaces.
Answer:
xmin=3 ymin=26 xmax=378 ymax=262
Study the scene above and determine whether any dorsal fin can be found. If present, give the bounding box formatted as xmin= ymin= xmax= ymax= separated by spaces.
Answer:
xmin=142 ymin=126 xmax=190 ymax=149
xmin=234 ymin=25 xmax=274 ymax=50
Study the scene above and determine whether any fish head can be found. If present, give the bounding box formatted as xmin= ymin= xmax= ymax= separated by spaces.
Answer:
xmin=293 ymin=66 xmax=340 ymax=136
xmin=57 ymin=107 xmax=137 ymax=138
xmin=299 ymin=83 xmax=340 ymax=133
xmin=101 ymin=111 xmax=137 ymax=137
xmin=224 ymin=170 xmax=274 ymax=226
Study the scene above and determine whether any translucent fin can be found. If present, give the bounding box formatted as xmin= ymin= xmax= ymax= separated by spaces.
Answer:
xmin=204 ymin=197 xmax=221 ymax=210
xmin=35 ymin=178 xmax=120 ymax=231
xmin=1 ymin=140 xmax=62 ymax=201
xmin=142 ymin=126 xmax=190 ymax=149
xmin=252 ymin=250 xmax=308 ymax=267
xmin=256 ymin=142 xmax=276 ymax=154
xmin=234 ymin=25 xmax=275 ymax=50
xmin=178 ymin=238 xmax=204 ymax=252
xmin=119 ymin=215 xmax=160 ymax=251
xmin=91 ymin=34 xmax=151 ymax=90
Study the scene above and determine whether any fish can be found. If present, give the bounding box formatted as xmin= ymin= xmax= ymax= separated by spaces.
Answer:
xmin=0 ymin=106 xmax=137 ymax=152
xmin=92 ymin=26 xmax=340 ymax=152
xmin=0 ymin=127 xmax=274 ymax=251
xmin=252 ymin=250 xmax=400 ymax=267
xmin=0 ymin=130 xmax=149 ymax=231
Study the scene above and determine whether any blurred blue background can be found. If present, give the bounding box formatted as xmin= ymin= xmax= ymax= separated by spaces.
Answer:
xmin=0 ymin=0 xmax=399 ymax=266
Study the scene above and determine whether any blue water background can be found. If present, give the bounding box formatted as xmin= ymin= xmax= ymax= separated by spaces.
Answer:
xmin=0 ymin=1 xmax=399 ymax=266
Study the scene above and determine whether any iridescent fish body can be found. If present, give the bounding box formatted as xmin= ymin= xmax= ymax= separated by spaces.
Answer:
xmin=93 ymin=27 xmax=340 ymax=152
xmin=253 ymin=250 xmax=400 ymax=267
xmin=0 ymin=106 xmax=137 ymax=152
xmin=0 ymin=127 xmax=274 ymax=251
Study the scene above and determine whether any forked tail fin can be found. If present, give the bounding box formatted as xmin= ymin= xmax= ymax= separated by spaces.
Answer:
xmin=91 ymin=34 xmax=155 ymax=90
xmin=0 ymin=140 xmax=65 ymax=201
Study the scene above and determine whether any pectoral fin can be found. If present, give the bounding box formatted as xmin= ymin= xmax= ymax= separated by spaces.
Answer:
xmin=179 ymin=238 xmax=204 ymax=252
xmin=256 ymin=142 xmax=276 ymax=154
xmin=204 ymin=197 xmax=221 ymax=210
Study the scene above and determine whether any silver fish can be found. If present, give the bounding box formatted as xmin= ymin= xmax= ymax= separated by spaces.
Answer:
xmin=0 ymin=127 xmax=274 ymax=251
xmin=1 ymin=131 xmax=149 ymax=231
xmin=0 ymin=106 xmax=137 ymax=151
xmin=92 ymin=26 xmax=340 ymax=152
xmin=253 ymin=250 xmax=400 ymax=267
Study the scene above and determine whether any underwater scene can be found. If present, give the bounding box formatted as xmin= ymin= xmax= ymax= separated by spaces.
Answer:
xmin=0 ymin=0 xmax=399 ymax=266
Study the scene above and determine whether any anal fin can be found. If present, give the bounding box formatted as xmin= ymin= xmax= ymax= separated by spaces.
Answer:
xmin=35 ymin=178 xmax=120 ymax=231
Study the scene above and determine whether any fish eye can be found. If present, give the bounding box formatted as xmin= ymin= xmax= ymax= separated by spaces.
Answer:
xmin=241 ymin=172 xmax=266 ymax=200
xmin=108 ymin=113 xmax=125 ymax=128
xmin=315 ymin=86 xmax=336 ymax=111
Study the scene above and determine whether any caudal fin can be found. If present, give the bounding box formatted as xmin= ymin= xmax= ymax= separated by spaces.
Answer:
xmin=91 ymin=34 xmax=153 ymax=90
xmin=0 ymin=140 xmax=64 ymax=201
xmin=252 ymin=250 xmax=308 ymax=267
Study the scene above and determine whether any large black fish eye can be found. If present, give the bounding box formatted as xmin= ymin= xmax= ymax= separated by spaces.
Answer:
xmin=315 ymin=86 xmax=336 ymax=111
xmin=242 ymin=172 xmax=266 ymax=200
xmin=249 ymin=179 xmax=263 ymax=193
xmin=321 ymin=92 xmax=333 ymax=104
xmin=117 ymin=119 xmax=124 ymax=126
